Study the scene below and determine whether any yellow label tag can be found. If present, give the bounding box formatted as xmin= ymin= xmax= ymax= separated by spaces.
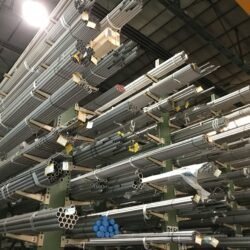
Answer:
xmin=65 ymin=144 xmax=73 ymax=154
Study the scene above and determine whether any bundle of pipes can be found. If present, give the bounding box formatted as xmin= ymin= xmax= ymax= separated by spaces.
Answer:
xmin=76 ymin=63 xmax=216 ymax=138
xmin=0 ymin=206 xmax=78 ymax=233
xmin=0 ymin=126 xmax=68 ymax=181
xmin=0 ymin=51 xmax=190 ymax=179
xmin=143 ymin=85 xmax=210 ymax=114
xmin=0 ymin=0 xmax=143 ymax=134
xmin=73 ymin=133 xmax=132 ymax=167
xmin=217 ymin=236 xmax=250 ymax=248
xmin=70 ymin=164 xmax=161 ymax=201
xmin=64 ymin=231 xmax=204 ymax=248
xmin=171 ymin=85 xmax=250 ymax=126
xmin=0 ymin=155 xmax=69 ymax=202
xmin=0 ymin=42 xmax=138 ymax=155
xmin=179 ymin=209 xmax=250 ymax=229
xmin=0 ymin=0 xmax=88 ymax=93
xmin=70 ymin=135 xmax=213 ymax=197
xmin=176 ymin=140 xmax=250 ymax=167
xmin=171 ymin=105 xmax=250 ymax=143
xmin=73 ymin=196 xmax=196 ymax=227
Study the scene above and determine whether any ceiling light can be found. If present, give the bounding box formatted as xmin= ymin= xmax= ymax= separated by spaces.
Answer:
xmin=22 ymin=0 xmax=49 ymax=28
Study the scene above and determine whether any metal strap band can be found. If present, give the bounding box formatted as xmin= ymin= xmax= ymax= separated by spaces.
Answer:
xmin=106 ymin=14 xmax=120 ymax=31
xmin=90 ymin=68 xmax=107 ymax=80
xmin=3 ymin=218 xmax=8 ymax=233
xmin=142 ymin=205 xmax=150 ymax=220
xmin=30 ymin=212 xmax=38 ymax=231
xmin=60 ymin=15 xmax=70 ymax=30
xmin=0 ymin=114 xmax=10 ymax=129
xmin=129 ymin=158 xmax=138 ymax=169
xmin=143 ymin=237 xmax=150 ymax=250
xmin=1 ymin=186 xmax=6 ymax=200
xmin=32 ymin=172 xmax=47 ymax=188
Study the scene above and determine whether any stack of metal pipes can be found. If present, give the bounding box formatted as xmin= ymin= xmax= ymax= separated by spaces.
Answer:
xmin=76 ymin=63 xmax=216 ymax=138
xmin=65 ymin=232 xmax=203 ymax=248
xmin=0 ymin=41 xmax=138 ymax=155
xmin=0 ymin=206 xmax=78 ymax=233
xmin=69 ymin=196 xmax=196 ymax=236
xmin=0 ymin=154 xmax=69 ymax=202
xmin=0 ymin=0 xmax=142 ymax=136
xmin=70 ymin=135 xmax=213 ymax=201
xmin=0 ymin=0 xmax=88 ymax=94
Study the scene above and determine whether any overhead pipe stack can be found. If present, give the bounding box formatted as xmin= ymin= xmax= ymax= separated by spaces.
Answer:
xmin=0 ymin=0 xmax=142 ymax=136
xmin=0 ymin=206 xmax=78 ymax=233
xmin=0 ymin=154 xmax=70 ymax=202
xmin=0 ymin=0 xmax=96 ymax=96
xmin=0 ymin=41 xmax=138 ymax=155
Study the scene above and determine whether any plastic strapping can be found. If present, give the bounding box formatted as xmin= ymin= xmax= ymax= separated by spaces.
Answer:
xmin=30 ymin=212 xmax=38 ymax=231
xmin=212 ymin=118 xmax=219 ymax=131
xmin=93 ymin=170 xmax=100 ymax=180
xmin=106 ymin=14 xmax=120 ymax=31
xmin=104 ymin=211 xmax=110 ymax=217
xmin=32 ymin=172 xmax=47 ymax=188
xmin=129 ymin=158 xmax=138 ymax=169
xmin=3 ymin=218 xmax=8 ymax=233
xmin=90 ymin=68 xmax=107 ymax=80
xmin=5 ymin=184 xmax=11 ymax=198
xmin=142 ymin=205 xmax=150 ymax=220
xmin=143 ymin=237 xmax=150 ymax=250
xmin=1 ymin=186 xmax=6 ymax=200
xmin=60 ymin=15 xmax=70 ymax=30
xmin=82 ymin=242 xmax=86 ymax=250
xmin=0 ymin=114 xmax=10 ymax=130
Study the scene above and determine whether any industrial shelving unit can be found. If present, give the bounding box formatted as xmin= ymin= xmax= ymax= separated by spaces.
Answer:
xmin=0 ymin=1 xmax=250 ymax=250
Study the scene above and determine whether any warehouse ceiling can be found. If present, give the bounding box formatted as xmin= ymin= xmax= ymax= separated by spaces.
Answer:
xmin=0 ymin=0 xmax=249 ymax=95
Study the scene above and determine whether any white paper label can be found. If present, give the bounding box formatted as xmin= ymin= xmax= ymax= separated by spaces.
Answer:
xmin=87 ymin=121 xmax=93 ymax=129
xmin=65 ymin=207 xmax=76 ymax=215
xmin=45 ymin=163 xmax=54 ymax=176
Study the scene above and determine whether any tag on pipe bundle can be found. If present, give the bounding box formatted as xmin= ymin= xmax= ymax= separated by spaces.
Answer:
xmin=65 ymin=207 xmax=76 ymax=215
xmin=45 ymin=163 xmax=54 ymax=176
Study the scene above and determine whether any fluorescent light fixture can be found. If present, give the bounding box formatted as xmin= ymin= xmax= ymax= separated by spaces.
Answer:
xmin=22 ymin=0 xmax=49 ymax=28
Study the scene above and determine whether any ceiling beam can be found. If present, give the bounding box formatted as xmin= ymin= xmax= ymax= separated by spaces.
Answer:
xmin=160 ymin=0 xmax=250 ymax=75
xmin=91 ymin=2 xmax=226 ymax=96
xmin=0 ymin=40 xmax=23 ymax=54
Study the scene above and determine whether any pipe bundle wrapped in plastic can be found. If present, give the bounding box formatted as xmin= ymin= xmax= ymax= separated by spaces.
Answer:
xmin=0 ymin=154 xmax=70 ymax=202
xmin=0 ymin=206 xmax=78 ymax=233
